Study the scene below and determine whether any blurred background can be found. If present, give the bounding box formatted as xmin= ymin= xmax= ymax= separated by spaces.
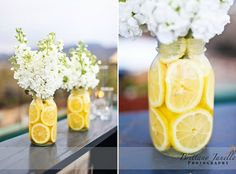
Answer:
xmin=0 ymin=0 xmax=117 ymax=140
xmin=119 ymin=2 xmax=236 ymax=112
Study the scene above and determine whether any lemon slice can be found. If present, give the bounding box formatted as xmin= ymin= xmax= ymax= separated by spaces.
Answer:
xmin=150 ymin=108 xmax=170 ymax=151
xmin=83 ymin=94 xmax=91 ymax=103
xmin=159 ymin=38 xmax=186 ymax=64
xmin=158 ymin=105 xmax=176 ymax=122
xmin=166 ymin=59 xmax=204 ymax=113
xmin=41 ymin=106 xmax=57 ymax=126
xmin=83 ymin=102 xmax=91 ymax=113
xmin=50 ymin=125 xmax=57 ymax=143
xmin=187 ymin=39 xmax=205 ymax=58
xmin=203 ymin=70 xmax=215 ymax=110
xmin=148 ymin=60 xmax=166 ymax=107
xmin=190 ymin=54 xmax=212 ymax=77
xmin=31 ymin=123 xmax=50 ymax=144
xmin=171 ymin=109 xmax=213 ymax=153
xmin=44 ymin=99 xmax=57 ymax=108
xmin=29 ymin=102 xmax=42 ymax=124
xmin=81 ymin=111 xmax=90 ymax=128
xmin=68 ymin=113 xmax=84 ymax=130
xmin=68 ymin=96 xmax=84 ymax=113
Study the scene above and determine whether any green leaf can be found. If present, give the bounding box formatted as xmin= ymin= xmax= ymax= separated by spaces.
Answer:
xmin=37 ymin=32 xmax=57 ymax=52
xmin=15 ymin=28 xmax=27 ymax=44
xmin=63 ymin=76 xmax=69 ymax=83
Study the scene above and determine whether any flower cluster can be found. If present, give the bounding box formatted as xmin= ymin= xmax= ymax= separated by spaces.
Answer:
xmin=61 ymin=42 xmax=100 ymax=91
xmin=10 ymin=29 xmax=67 ymax=99
xmin=119 ymin=0 xmax=233 ymax=43
xmin=10 ymin=29 xmax=100 ymax=99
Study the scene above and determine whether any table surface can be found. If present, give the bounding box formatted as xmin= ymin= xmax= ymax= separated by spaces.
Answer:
xmin=0 ymin=111 xmax=117 ymax=174
xmin=119 ymin=102 xmax=236 ymax=174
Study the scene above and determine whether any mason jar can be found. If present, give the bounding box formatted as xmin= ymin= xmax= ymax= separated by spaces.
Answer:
xmin=29 ymin=97 xmax=57 ymax=146
xmin=148 ymin=38 xmax=214 ymax=157
xmin=67 ymin=88 xmax=91 ymax=131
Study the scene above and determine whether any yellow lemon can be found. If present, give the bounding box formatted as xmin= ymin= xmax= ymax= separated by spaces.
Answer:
xmin=82 ymin=112 xmax=90 ymax=129
xmin=171 ymin=108 xmax=213 ymax=153
xmin=31 ymin=123 xmax=50 ymax=144
xmin=29 ymin=101 xmax=42 ymax=124
xmin=68 ymin=96 xmax=84 ymax=113
xmin=150 ymin=108 xmax=170 ymax=151
xmin=157 ymin=105 xmax=177 ymax=122
xmin=82 ymin=94 xmax=90 ymax=103
xmin=50 ymin=125 xmax=57 ymax=143
xmin=84 ymin=121 xmax=89 ymax=129
xmin=44 ymin=99 xmax=57 ymax=108
xmin=68 ymin=113 xmax=84 ymax=130
xmin=83 ymin=102 xmax=91 ymax=113
xmin=159 ymin=38 xmax=186 ymax=64
xmin=202 ymin=70 xmax=215 ymax=110
xmin=41 ymin=106 xmax=57 ymax=126
xmin=186 ymin=38 xmax=205 ymax=58
xmin=148 ymin=60 xmax=166 ymax=107
xmin=166 ymin=59 xmax=204 ymax=113
xmin=190 ymin=54 xmax=212 ymax=77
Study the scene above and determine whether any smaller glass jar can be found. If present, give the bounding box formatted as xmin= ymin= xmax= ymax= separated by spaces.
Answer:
xmin=29 ymin=97 xmax=57 ymax=146
xmin=67 ymin=88 xmax=91 ymax=131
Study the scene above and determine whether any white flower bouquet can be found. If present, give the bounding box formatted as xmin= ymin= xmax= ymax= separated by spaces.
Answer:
xmin=9 ymin=29 xmax=100 ymax=141
xmin=119 ymin=0 xmax=233 ymax=43
xmin=10 ymin=28 xmax=66 ymax=99
xmin=61 ymin=42 xmax=100 ymax=91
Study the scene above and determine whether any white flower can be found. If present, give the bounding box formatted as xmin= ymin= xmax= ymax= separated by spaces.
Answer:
xmin=119 ymin=0 xmax=233 ymax=43
xmin=191 ymin=0 xmax=231 ymax=42
xmin=61 ymin=42 xmax=100 ymax=91
xmin=119 ymin=1 xmax=143 ymax=38
xmin=10 ymin=29 xmax=65 ymax=99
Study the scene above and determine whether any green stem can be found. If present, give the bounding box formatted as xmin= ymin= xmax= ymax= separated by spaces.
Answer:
xmin=185 ymin=30 xmax=193 ymax=39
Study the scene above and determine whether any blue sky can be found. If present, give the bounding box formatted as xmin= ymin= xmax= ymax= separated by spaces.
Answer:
xmin=0 ymin=0 xmax=117 ymax=53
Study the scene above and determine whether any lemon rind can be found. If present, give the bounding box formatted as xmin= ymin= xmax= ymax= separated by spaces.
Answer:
xmin=50 ymin=125 xmax=57 ymax=143
xmin=150 ymin=108 xmax=170 ymax=151
xmin=29 ymin=104 xmax=41 ymax=124
xmin=149 ymin=61 xmax=165 ymax=107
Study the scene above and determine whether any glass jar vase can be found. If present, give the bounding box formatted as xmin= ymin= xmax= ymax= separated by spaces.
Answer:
xmin=29 ymin=97 xmax=57 ymax=146
xmin=148 ymin=38 xmax=214 ymax=157
xmin=67 ymin=88 xmax=91 ymax=131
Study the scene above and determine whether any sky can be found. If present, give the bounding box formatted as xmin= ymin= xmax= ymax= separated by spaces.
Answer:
xmin=119 ymin=37 xmax=157 ymax=74
xmin=0 ymin=0 xmax=117 ymax=53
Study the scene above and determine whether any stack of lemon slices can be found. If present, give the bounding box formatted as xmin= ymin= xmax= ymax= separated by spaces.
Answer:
xmin=67 ymin=91 xmax=91 ymax=131
xmin=148 ymin=39 xmax=214 ymax=154
xmin=29 ymin=99 xmax=57 ymax=145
